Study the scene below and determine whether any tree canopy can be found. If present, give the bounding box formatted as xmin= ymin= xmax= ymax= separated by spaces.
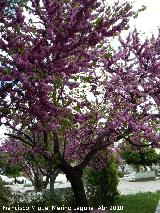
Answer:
xmin=120 ymin=145 xmax=160 ymax=170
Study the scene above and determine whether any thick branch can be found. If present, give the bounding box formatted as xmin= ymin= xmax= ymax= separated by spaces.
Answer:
xmin=53 ymin=131 xmax=73 ymax=172
xmin=4 ymin=133 xmax=32 ymax=146
xmin=76 ymin=129 xmax=111 ymax=170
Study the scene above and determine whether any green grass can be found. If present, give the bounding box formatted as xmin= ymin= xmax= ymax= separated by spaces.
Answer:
xmin=113 ymin=191 xmax=160 ymax=213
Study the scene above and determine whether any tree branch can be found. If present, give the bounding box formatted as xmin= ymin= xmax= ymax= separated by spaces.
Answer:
xmin=4 ymin=133 xmax=32 ymax=146
xmin=76 ymin=129 xmax=111 ymax=170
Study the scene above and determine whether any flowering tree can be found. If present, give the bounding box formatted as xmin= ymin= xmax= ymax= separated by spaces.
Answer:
xmin=0 ymin=138 xmax=50 ymax=191
xmin=1 ymin=0 xmax=160 ymax=211
xmin=0 ymin=151 xmax=22 ymax=181
xmin=0 ymin=137 xmax=61 ymax=192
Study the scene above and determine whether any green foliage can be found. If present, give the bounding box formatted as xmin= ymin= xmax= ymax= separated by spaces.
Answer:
xmin=3 ymin=166 xmax=21 ymax=179
xmin=133 ymin=5 xmax=147 ymax=19
xmin=0 ymin=153 xmax=22 ymax=178
xmin=0 ymin=177 xmax=12 ymax=207
xmin=117 ymin=170 xmax=125 ymax=178
xmin=121 ymin=148 xmax=160 ymax=170
xmin=84 ymin=157 xmax=119 ymax=208
xmin=63 ymin=190 xmax=76 ymax=208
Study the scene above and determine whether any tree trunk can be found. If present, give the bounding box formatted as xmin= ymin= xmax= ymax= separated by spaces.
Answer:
xmin=66 ymin=169 xmax=90 ymax=213
xmin=49 ymin=168 xmax=61 ymax=195
xmin=43 ymin=175 xmax=49 ymax=189
xmin=14 ymin=177 xmax=17 ymax=184
xmin=144 ymin=165 xmax=146 ymax=171
xmin=34 ymin=173 xmax=43 ymax=192
xmin=50 ymin=175 xmax=55 ymax=194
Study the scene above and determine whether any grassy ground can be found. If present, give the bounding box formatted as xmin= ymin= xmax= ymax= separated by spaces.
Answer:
xmin=113 ymin=191 xmax=160 ymax=213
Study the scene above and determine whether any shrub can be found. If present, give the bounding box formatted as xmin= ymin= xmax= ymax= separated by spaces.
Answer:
xmin=63 ymin=189 xmax=76 ymax=208
xmin=117 ymin=170 xmax=125 ymax=178
xmin=10 ymin=191 xmax=63 ymax=212
xmin=0 ymin=176 xmax=75 ymax=212
xmin=85 ymin=157 xmax=119 ymax=208
xmin=0 ymin=177 xmax=12 ymax=207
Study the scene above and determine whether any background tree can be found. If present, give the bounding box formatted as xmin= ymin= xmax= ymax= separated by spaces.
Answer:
xmin=0 ymin=152 xmax=22 ymax=183
xmin=120 ymin=145 xmax=160 ymax=172
xmin=0 ymin=139 xmax=53 ymax=191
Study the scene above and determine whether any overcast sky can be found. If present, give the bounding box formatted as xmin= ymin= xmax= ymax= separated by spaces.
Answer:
xmin=0 ymin=0 xmax=160 ymax=142
xmin=129 ymin=0 xmax=160 ymax=36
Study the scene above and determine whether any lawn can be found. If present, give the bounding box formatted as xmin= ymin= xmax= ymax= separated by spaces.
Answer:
xmin=113 ymin=192 xmax=160 ymax=213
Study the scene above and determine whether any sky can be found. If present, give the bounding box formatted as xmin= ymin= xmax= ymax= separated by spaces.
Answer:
xmin=0 ymin=0 xmax=160 ymax=142
xmin=129 ymin=0 xmax=160 ymax=36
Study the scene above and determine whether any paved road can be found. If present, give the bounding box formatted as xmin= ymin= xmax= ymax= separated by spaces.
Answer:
xmin=118 ymin=179 xmax=160 ymax=195
xmin=10 ymin=179 xmax=160 ymax=195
